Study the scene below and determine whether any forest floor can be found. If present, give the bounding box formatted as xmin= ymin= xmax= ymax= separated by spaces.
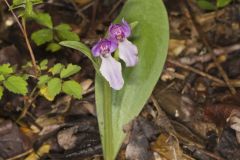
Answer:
xmin=0 ymin=0 xmax=240 ymax=160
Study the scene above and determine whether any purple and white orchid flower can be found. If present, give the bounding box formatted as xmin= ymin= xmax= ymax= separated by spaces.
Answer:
xmin=91 ymin=19 xmax=138 ymax=90
xmin=109 ymin=19 xmax=138 ymax=67
xmin=92 ymin=39 xmax=124 ymax=90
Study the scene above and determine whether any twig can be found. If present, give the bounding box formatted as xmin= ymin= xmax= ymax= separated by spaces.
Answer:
xmin=179 ymin=43 xmax=240 ymax=65
xmin=213 ymin=44 xmax=240 ymax=55
xmin=213 ymin=79 xmax=240 ymax=88
xmin=167 ymin=59 xmax=225 ymax=85
xmin=166 ymin=60 xmax=240 ymax=88
xmin=70 ymin=0 xmax=89 ymax=22
xmin=6 ymin=148 xmax=33 ymax=160
xmin=78 ymin=1 xmax=95 ymax=12
xmin=106 ymin=0 xmax=125 ymax=20
xmin=183 ymin=0 xmax=236 ymax=94
xmin=18 ymin=86 xmax=39 ymax=121
xmin=21 ymin=18 xmax=38 ymax=75
xmin=3 ymin=0 xmax=38 ymax=75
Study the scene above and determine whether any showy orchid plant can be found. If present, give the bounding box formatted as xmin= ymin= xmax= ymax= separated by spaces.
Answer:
xmin=60 ymin=0 xmax=169 ymax=159
xmin=92 ymin=19 xmax=138 ymax=90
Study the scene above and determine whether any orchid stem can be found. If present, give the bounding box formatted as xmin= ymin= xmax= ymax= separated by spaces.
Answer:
xmin=103 ymin=80 xmax=113 ymax=160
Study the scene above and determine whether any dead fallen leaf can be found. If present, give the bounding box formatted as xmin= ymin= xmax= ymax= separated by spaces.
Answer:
xmin=151 ymin=133 xmax=183 ymax=160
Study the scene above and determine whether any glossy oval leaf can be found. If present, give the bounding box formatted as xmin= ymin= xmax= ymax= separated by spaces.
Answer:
xmin=95 ymin=0 xmax=169 ymax=158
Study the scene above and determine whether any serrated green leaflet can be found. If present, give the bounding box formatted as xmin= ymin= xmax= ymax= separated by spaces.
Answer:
xmin=24 ymin=0 xmax=33 ymax=17
xmin=0 ymin=86 xmax=4 ymax=100
xmin=47 ymin=78 xmax=62 ymax=98
xmin=3 ymin=76 xmax=28 ymax=95
xmin=0 ymin=64 xmax=13 ymax=75
xmin=12 ymin=0 xmax=42 ymax=9
xmin=0 ymin=75 xmax=5 ymax=81
xmin=62 ymin=80 xmax=82 ymax=99
xmin=46 ymin=43 xmax=62 ymax=52
xmin=217 ymin=0 xmax=232 ymax=7
xmin=60 ymin=64 xmax=81 ymax=79
xmin=39 ymin=59 xmax=48 ymax=70
xmin=38 ymin=75 xmax=51 ymax=86
xmin=49 ymin=63 xmax=64 ymax=75
xmin=32 ymin=12 xmax=53 ymax=28
xmin=57 ymin=30 xmax=80 ymax=41
xmin=55 ymin=24 xmax=71 ymax=31
xmin=55 ymin=23 xmax=80 ymax=41
xmin=31 ymin=29 xmax=53 ymax=46
xmin=95 ymin=0 xmax=169 ymax=159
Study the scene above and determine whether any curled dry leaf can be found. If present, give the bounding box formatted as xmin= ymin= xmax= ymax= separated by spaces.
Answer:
xmin=227 ymin=109 xmax=240 ymax=143
xmin=81 ymin=79 xmax=93 ymax=94
xmin=57 ymin=126 xmax=79 ymax=150
xmin=168 ymin=39 xmax=186 ymax=57
xmin=151 ymin=133 xmax=183 ymax=160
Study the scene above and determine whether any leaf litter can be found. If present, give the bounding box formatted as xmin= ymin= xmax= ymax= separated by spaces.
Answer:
xmin=0 ymin=0 xmax=240 ymax=159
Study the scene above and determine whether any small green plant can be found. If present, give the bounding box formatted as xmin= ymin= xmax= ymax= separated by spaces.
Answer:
xmin=3 ymin=1 xmax=83 ymax=101
xmin=11 ymin=0 xmax=43 ymax=17
xmin=0 ymin=64 xmax=28 ymax=100
xmin=11 ymin=0 xmax=80 ymax=53
xmin=31 ymin=14 xmax=80 ymax=52
xmin=197 ymin=0 xmax=232 ymax=10
xmin=37 ymin=60 xmax=82 ymax=101
xmin=1 ymin=0 xmax=83 ymax=122
xmin=23 ymin=59 xmax=83 ymax=101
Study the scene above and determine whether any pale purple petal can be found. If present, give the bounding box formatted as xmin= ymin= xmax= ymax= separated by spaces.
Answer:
xmin=108 ymin=24 xmax=123 ymax=39
xmin=119 ymin=39 xmax=138 ymax=67
xmin=108 ymin=19 xmax=131 ymax=40
xmin=121 ymin=19 xmax=131 ymax=38
xmin=91 ymin=42 xmax=101 ymax=57
xmin=91 ymin=39 xmax=117 ymax=57
xmin=100 ymin=55 xmax=124 ymax=90
xmin=109 ymin=39 xmax=118 ymax=53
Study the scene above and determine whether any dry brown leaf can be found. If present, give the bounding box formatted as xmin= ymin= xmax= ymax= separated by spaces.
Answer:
xmin=168 ymin=39 xmax=186 ymax=57
xmin=151 ymin=133 xmax=182 ymax=160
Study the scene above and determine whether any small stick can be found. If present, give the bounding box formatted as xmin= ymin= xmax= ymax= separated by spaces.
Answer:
xmin=6 ymin=148 xmax=33 ymax=160
xmin=179 ymin=43 xmax=240 ymax=65
xmin=106 ymin=0 xmax=125 ymax=20
xmin=167 ymin=59 xmax=225 ymax=85
xmin=214 ymin=44 xmax=240 ymax=55
xmin=70 ymin=0 xmax=89 ymax=22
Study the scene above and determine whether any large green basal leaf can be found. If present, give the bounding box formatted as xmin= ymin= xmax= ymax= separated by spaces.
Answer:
xmin=95 ymin=0 xmax=169 ymax=158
